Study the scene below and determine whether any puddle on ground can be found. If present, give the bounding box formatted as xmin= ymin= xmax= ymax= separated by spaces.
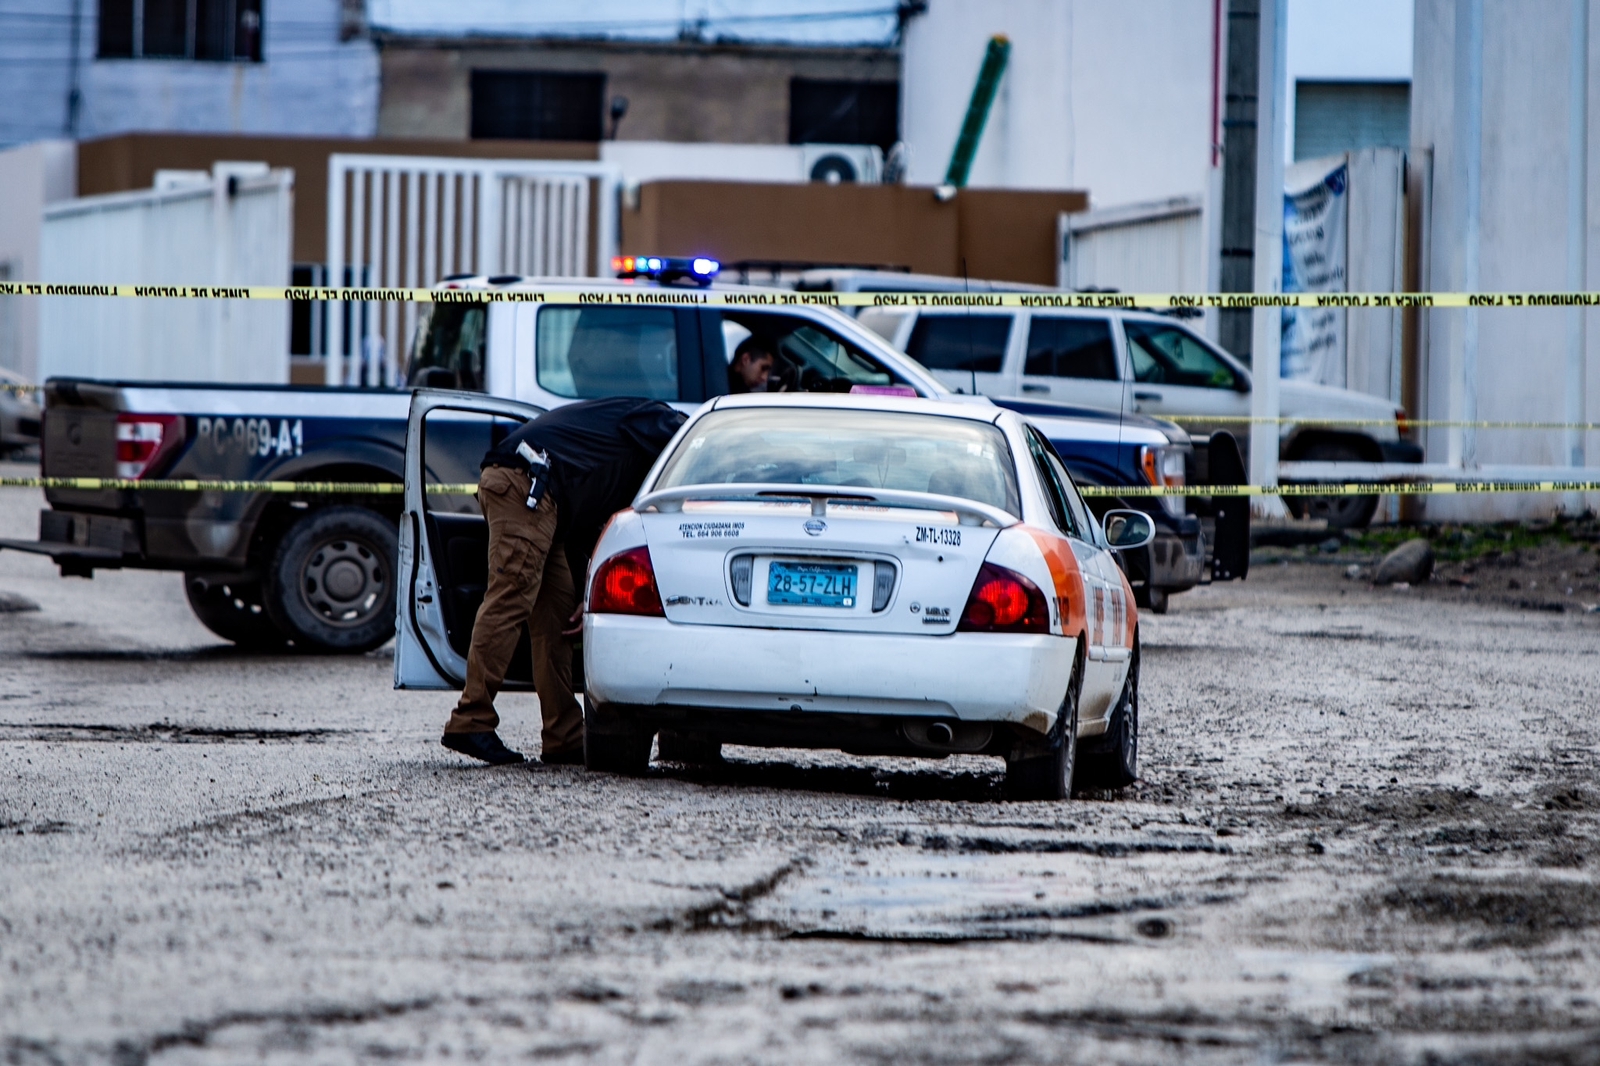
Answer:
xmin=749 ymin=853 xmax=1231 ymax=942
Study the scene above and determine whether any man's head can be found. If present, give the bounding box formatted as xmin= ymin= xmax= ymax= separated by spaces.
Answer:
xmin=730 ymin=337 xmax=775 ymax=393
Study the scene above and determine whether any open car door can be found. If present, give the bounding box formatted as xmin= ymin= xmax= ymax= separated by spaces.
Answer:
xmin=394 ymin=389 xmax=546 ymax=690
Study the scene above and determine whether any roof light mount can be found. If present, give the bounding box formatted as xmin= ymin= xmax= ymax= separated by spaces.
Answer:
xmin=611 ymin=254 xmax=720 ymax=288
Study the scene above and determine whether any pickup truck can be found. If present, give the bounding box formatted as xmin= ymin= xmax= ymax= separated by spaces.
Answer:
xmin=801 ymin=269 xmax=1423 ymax=529
xmin=1 ymin=275 xmax=1241 ymax=651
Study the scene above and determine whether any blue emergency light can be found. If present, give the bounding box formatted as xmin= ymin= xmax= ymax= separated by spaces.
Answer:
xmin=612 ymin=254 xmax=720 ymax=286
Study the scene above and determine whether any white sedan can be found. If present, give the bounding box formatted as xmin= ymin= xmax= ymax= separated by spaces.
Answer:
xmin=581 ymin=394 xmax=1154 ymax=800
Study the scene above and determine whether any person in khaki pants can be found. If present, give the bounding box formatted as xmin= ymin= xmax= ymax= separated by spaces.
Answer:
xmin=442 ymin=398 xmax=686 ymax=766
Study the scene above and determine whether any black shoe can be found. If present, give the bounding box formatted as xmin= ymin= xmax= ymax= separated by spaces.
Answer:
xmin=540 ymin=745 xmax=584 ymax=766
xmin=441 ymin=731 xmax=525 ymax=765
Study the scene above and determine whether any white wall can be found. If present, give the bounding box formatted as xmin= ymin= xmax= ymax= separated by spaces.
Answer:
xmin=900 ymin=0 xmax=1216 ymax=206
xmin=1412 ymin=0 xmax=1600 ymax=520
xmin=0 ymin=0 xmax=378 ymax=149
xmin=1285 ymin=0 xmax=1414 ymax=162
xmin=40 ymin=166 xmax=293 ymax=384
xmin=0 ymin=141 xmax=76 ymax=382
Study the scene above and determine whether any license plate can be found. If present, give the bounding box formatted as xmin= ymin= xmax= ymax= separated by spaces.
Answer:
xmin=767 ymin=561 xmax=858 ymax=608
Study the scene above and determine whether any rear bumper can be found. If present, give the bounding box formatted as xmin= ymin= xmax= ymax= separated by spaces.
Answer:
xmin=584 ymin=614 xmax=1075 ymax=735
xmin=1380 ymin=440 xmax=1425 ymax=464
xmin=0 ymin=510 xmax=141 ymax=574
xmin=1148 ymin=525 xmax=1205 ymax=591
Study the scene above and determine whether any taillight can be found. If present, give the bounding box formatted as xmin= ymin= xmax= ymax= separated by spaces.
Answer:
xmin=1396 ymin=407 xmax=1411 ymax=437
xmin=589 ymin=546 xmax=665 ymax=616
xmin=115 ymin=414 xmax=183 ymax=479
xmin=957 ymin=562 xmax=1050 ymax=633
xmin=1139 ymin=445 xmax=1186 ymax=488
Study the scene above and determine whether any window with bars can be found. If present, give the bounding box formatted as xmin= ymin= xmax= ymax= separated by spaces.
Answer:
xmin=98 ymin=0 xmax=263 ymax=62
xmin=470 ymin=71 xmax=606 ymax=141
xmin=788 ymin=79 xmax=899 ymax=150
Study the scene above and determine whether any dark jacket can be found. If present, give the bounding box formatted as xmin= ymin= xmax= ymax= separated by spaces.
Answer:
xmin=483 ymin=398 xmax=686 ymax=585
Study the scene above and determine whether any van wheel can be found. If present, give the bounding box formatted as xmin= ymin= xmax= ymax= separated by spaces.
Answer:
xmin=584 ymin=700 xmax=653 ymax=776
xmin=264 ymin=506 xmax=398 ymax=654
xmin=1005 ymin=652 xmax=1081 ymax=801
xmin=1078 ymin=640 xmax=1139 ymax=790
xmin=1286 ymin=442 xmax=1379 ymax=528
xmin=185 ymin=575 xmax=287 ymax=649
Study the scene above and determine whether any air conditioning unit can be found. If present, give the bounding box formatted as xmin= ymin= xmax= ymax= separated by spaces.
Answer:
xmin=799 ymin=144 xmax=884 ymax=185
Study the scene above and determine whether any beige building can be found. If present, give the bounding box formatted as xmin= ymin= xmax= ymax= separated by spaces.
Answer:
xmin=375 ymin=35 xmax=899 ymax=147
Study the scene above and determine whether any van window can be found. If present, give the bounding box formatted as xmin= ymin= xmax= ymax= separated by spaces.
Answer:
xmin=904 ymin=315 xmax=1011 ymax=374
xmin=1025 ymin=316 xmax=1118 ymax=380
xmin=1124 ymin=321 xmax=1239 ymax=390
xmin=408 ymin=303 xmax=487 ymax=390
xmin=535 ymin=307 xmax=678 ymax=400
xmin=857 ymin=308 xmax=910 ymax=343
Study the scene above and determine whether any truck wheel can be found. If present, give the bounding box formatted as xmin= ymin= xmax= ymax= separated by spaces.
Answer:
xmin=264 ymin=506 xmax=398 ymax=654
xmin=184 ymin=576 xmax=287 ymax=650
xmin=656 ymin=730 xmax=723 ymax=765
xmin=1135 ymin=586 xmax=1169 ymax=614
xmin=1005 ymin=655 xmax=1081 ymax=801
xmin=1286 ymin=442 xmax=1379 ymax=529
xmin=1078 ymin=641 xmax=1139 ymax=790
xmin=584 ymin=700 xmax=653 ymax=776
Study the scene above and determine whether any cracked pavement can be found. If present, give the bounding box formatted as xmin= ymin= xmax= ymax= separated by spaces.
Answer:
xmin=3 ymin=476 xmax=1600 ymax=1064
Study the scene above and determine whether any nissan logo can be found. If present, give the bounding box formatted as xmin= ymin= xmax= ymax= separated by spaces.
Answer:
xmin=803 ymin=519 xmax=826 ymax=536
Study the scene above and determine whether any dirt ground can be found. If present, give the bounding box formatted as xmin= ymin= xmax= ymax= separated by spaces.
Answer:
xmin=2 ymin=474 xmax=1599 ymax=1064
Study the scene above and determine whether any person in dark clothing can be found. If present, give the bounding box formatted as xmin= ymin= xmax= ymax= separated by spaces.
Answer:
xmin=727 ymin=337 xmax=775 ymax=394
xmin=441 ymin=397 xmax=687 ymax=765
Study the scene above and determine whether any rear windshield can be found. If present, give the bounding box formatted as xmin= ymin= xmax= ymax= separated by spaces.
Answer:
xmin=654 ymin=408 xmax=1020 ymax=516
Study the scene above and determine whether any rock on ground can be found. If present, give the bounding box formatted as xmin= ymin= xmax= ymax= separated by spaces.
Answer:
xmin=1373 ymin=537 xmax=1435 ymax=585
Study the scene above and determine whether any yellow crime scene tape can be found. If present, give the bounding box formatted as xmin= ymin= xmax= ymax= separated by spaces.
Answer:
xmin=3 ymin=281 xmax=1600 ymax=310
xmin=2 ymin=477 xmax=1598 ymax=498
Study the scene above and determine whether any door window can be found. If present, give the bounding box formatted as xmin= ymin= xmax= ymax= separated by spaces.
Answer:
xmin=717 ymin=312 xmax=897 ymax=393
xmin=904 ymin=315 xmax=1011 ymax=374
xmin=1024 ymin=316 xmax=1118 ymax=380
xmin=1024 ymin=427 xmax=1081 ymax=538
xmin=1124 ymin=321 xmax=1239 ymax=389
xmin=536 ymin=307 xmax=678 ymax=400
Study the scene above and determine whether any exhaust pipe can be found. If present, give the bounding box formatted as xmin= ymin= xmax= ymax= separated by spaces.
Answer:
xmin=926 ymin=721 xmax=954 ymax=745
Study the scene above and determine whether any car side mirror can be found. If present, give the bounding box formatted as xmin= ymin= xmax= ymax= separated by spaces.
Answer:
xmin=1101 ymin=509 xmax=1155 ymax=550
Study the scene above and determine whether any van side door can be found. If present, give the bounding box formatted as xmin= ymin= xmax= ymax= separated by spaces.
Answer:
xmin=1017 ymin=312 xmax=1125 ymax=412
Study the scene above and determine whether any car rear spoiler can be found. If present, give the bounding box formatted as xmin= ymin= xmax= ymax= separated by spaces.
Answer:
xmin=635 ymin=483 xmax=1019 ymax=528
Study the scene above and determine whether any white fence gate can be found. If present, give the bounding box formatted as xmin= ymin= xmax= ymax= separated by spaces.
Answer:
xmin=41 ymin=163 xmax=293 ymax=384
xmin=1057 ymin=195 xmax=1207 ymax=295
xmin=324 ymin=154 xmax=622 ymax=386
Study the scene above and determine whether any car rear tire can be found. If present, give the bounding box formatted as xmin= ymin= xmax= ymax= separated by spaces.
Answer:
xmin=584 ymin=700 xmax=653 ymax=776
xmin=1136 ymin=586 xmax=1169 ymax=614
xmin=184 ymin=575 xmax=287 ymax=650
xmin=656 ymin=730 xmax=723 ymax=765
xmin=264 ymin=506 xmax=398 ymax=654
xmin=1286 ymin=441 xmax=1379 ymax=529
xmin=1077 ymin=640 xmax=1140 ymax=790
xmin=1005 ymin=652 xmax=1081 ymax=801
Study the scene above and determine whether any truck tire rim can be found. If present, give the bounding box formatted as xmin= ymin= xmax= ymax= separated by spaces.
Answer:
xmin=300 ymin=536 xmax=388 ymax=628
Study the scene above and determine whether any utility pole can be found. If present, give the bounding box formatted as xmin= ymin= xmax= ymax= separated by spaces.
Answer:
xmin=1247 ymin=0 xmax=1286 ymax=501
xmin=1217 ymin=0 xmax=1260 ymax=361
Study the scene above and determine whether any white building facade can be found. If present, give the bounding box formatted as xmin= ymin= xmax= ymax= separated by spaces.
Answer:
xmin=899 ymin=0 xmax=1219 ymax=205
xmin=0 ymin=0 xmax=379 ymax=150
xmin=1412 ymin=0 xmax=1600 ymax=519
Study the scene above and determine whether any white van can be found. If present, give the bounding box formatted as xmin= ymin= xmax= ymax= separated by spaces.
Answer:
xmin=801 ymin=271 xmax=1421 ymax=529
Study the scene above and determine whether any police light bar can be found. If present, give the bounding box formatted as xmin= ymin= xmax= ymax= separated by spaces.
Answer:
xmin=611 ymin=255 xmax=720 ymax=286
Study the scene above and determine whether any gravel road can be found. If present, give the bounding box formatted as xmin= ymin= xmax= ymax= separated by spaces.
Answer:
xmin=3 ymin=476 xmax=1599 ymax=1065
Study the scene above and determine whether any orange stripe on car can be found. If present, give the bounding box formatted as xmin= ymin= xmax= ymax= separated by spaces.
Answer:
xmin=1022 ymin=526 xmax=1087 ymax=638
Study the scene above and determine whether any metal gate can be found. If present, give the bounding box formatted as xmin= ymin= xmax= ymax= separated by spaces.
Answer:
xmin=324 ymin=154 xmax=621 ymax=386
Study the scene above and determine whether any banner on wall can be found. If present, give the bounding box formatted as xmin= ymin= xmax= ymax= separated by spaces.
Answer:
xmin=1281 ymin=159 xmax=1348 ymax=385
